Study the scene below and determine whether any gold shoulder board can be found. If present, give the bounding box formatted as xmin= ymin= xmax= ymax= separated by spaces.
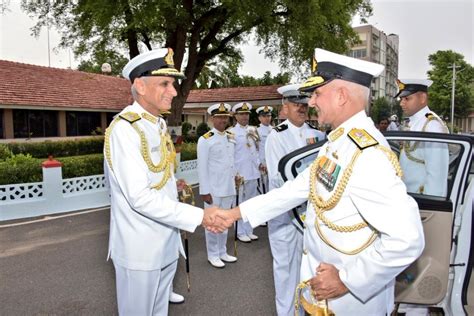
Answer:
xmin=119 ymin=112 xmax=141 ymax=123
xmin=348 ymin=128 xmax=378 ymax=150
xmin=203 ymin=131 xmax=214 ymax=139
xmin=225 ymin=130 xmax=234 ymax=135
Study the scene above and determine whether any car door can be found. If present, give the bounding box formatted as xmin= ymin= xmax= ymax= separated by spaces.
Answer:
xmin=278 ymin=132 xmax=473 ymax=314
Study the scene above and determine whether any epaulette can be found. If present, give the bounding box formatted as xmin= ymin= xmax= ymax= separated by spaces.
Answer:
xmin=274 ymin=124 xmax=288 ymax=133
xmin=225 ymin=130 xmax=234 ymax=135
xmin=119 ymin=112 xmax=141 ymax=123
xmin=425 ymin=112 xmax=442 ymax=123
xmin=348 ymin=128 xmax=378 ymax=150
xmin=203 ymin=131 xmax=214 ymax=139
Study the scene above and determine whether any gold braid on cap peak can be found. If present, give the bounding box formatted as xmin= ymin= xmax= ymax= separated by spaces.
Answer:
xmin=300 ymin=76 xmax=325 ymax=89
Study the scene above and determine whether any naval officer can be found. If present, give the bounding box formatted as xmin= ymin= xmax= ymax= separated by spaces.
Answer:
xmin=104 ymin=48 xmax=222 ymax=315
xmin=197 ymin=102 xmax=238 ymax=268
xmin=266 ymin=83 xmax=325 ymax=315
xmin=229 ymin=102 xmax=261 ymax=242
xmin=397 ymin=79 xmax=449 ymax=197
xmin=209 ymin=48 xmax=425 ymax=315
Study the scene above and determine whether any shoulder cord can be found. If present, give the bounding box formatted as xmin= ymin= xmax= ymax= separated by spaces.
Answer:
xmin=104 ymin=118 xmax=176 ymax=191
xmin=309 ymin=145 xmax=402 ymax=255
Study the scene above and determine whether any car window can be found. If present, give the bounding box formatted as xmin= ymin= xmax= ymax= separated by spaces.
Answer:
xmin=388 ymin=139 xmax=463 ymax=199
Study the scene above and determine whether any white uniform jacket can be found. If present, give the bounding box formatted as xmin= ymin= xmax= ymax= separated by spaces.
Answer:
xmin=229 ymin=123 xmax=261 ymax=181
xmin=257 ymin=124 xmax=273 ymax=165
xmin=239 ymin=111 xmax=425 ymax=315
xmin=399 ymin=106 xmax=449 ymax=197
xmin=105 ymin=102 xmax=204 ymax=271
xmin=197 ymin=128 xmax=236 ymax=197
xmin=265 ymin=120 xmax=326 ymax=224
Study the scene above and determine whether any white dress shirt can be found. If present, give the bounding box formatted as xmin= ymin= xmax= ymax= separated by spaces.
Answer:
xmin=105 ymin=102 xmax=204 ymax=271
xmin=239 ymin=111 xmax=424 ymax=315
xmin=197 ymin=128 xmax=236 ymax=197
xmin=257 ymin=124 xmax=273 ymax=165
xmin=399 ymin=106 xmax=449 ymax=197
xmin=229 ymin=123 xmax=261 ymax=181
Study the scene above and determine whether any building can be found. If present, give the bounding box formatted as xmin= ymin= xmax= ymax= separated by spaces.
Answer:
xmin=0 ymin=60 xmax=132 ymax=141
xmin=348 ymin=25 xmax=399 ymax=100
xmin=0 ymin=60 xmax=300 ymax=141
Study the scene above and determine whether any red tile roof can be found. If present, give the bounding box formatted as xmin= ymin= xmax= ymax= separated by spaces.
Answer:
xmin=186 ymin=84 xmax=282 ymax=103
xmin=0 ymin=59 xmax=283 ymax=110
xmin=0 ymin=59 xmax=132 ymax=111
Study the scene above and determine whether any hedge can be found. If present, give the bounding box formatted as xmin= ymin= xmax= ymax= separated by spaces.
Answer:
xmin=0 ymin=154 xmax=104 ymax=185
xmin=0 ymin=144 xmax=198 ymax=185
xmin=6 ymin=137 xmax=104 ymax=158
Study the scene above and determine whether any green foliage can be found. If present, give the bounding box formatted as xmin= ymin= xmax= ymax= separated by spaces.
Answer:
xmin=196 ymin=122 xmax=210 ymax=137
xmin=0 ymin=144 xmax=13 ymax=161
xmin=180 ymin=142 xmax=197 ymax=161
xmin=0 ymin=155 xmax=42 ymax=185
xmin=181 ymin=122 xmax=192 ymax=136
xmin=370 ymin=97 xmax=392 ymax=123
xmin=21 ymin=0 xmax=372 ymax=125
xmin=6 ymin=137 xmax=104 ymax=158
xmin=58 ymin=154 xmax=104 ymax=179
xmin=0 ymin=153 xmax=105 ymax=185
xmin=427 ymin=50 xmax=474 ymax=120
xmin=77 ymin=49 xmax=129 ymax=76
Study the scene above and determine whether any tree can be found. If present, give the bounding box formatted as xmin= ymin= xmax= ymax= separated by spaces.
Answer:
xmin=427 ymin=50 xmax=474 ymax=119
xmin=370 ymin=97 xmax=391 ymax=123
xmin=77 ymin=49 xmax=129 ymax=76
xmin=21 ymin=0 xmax=372 ymax=125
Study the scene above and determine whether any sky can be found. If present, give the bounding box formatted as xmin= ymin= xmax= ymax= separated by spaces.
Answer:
xmin=0 ymin=0 xmax=472 ymax=79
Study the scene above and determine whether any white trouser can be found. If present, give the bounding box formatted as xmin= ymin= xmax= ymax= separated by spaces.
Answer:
xmin=114 ymin=260 xmax=177 ymax=316
xmin=204 ymin=196 xmax=234 ymax=259
xmin=268 ymin=214 xmax=303 ymax=316
xmin=236 ymin=179 xmax=258 ymax=237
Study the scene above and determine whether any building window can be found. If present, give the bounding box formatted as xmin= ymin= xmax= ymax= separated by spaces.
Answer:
xmin=106 ymin=112 xmax=119 ymax=126
xmin=66 ymin=111 xmax=101 ymax=136
xmin=0 ymin=109 xmax=3 ymax=138
xmin=13 ymin=109 xmax=58 ymax=138
xmin=348 ymin=49 xmax=367 ymax=58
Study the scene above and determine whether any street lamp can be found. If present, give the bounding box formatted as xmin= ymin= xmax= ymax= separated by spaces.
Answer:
xmin=448 ymin=62 xmax=464 ymax=133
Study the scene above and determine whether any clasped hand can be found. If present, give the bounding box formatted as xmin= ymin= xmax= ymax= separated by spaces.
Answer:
xmin=202 ymin=206 xmax=236 ymax=233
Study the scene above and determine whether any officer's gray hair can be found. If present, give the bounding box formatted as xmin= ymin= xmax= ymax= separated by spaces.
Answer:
xmin=130 ymin=77 xmax=149 ymax=100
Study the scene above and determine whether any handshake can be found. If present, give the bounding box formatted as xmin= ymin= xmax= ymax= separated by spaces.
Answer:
xmin=202 ymin=206 xmax=241 ymax=233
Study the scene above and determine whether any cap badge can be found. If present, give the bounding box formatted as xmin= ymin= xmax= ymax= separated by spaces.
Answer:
xmin=311 ymin=56 xmax=318 ymax=74
xmin=397 ymin=79 xmax=405 ymax=91
xmin=263 ymin=105 xmax=269 ymax=112
xmin=218 ymin=103 xmax=226 ymax=112
xmin=164 ymin=48 xmax=175 ymax=66
xmin=242 ymin=103 xmax=249 ymax=111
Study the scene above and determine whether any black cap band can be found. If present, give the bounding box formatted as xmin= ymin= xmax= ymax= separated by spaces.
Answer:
xmin=316 ymin=62 xmax=374 ymax=88
xmin=129 ymin=58 xmax=168 ymax=83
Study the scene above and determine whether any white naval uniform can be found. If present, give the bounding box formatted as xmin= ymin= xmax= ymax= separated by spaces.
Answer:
xmin=105 ymin=102 xmax=203 ymax=316
xmin=265 ymin=120 xmax=326 ymax=316
xmin=229 ymin=123 xmax=261 ymax=237
xmin=399 ymin=106 xmax=449 ymax=197
xmin=197 ymin=128 xmax=236 ymax=260
xmin=239 ymin=111 xmax=424 ymax=315
xmin=257 ymin=124 xmax=273 ymax=194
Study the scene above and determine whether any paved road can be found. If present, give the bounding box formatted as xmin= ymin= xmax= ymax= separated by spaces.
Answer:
xmin=0 ymin=196 xmax=277 ymax=315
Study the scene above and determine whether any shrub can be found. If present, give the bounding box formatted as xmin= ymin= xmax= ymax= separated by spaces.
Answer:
xmin=0 ymin=155 xmax=42 ymax=185
xmin=0 ymin=153 xmax=104 ymax=185
xmin=180 ymin=142 xmax=197 ymax=161
xmin=0 ymin=144 xmax=13 ymax=161
xmin=196 ymin=122 xmax=210 ymax=137
xmin=7 ymin=137 xmax=104 ymax=158
xmin=58 ymin=154 xmax=104 ymax=179
xmin=182 ymin=122 xmax=192 ymax=136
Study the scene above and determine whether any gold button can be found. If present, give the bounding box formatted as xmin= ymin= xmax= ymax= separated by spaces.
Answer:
xmin=303 ymin=249 xmax=308 ymax=255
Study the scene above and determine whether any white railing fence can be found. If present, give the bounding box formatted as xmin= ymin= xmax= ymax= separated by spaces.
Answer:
xmin=0 ymin=158 xmax=198 ymax=221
